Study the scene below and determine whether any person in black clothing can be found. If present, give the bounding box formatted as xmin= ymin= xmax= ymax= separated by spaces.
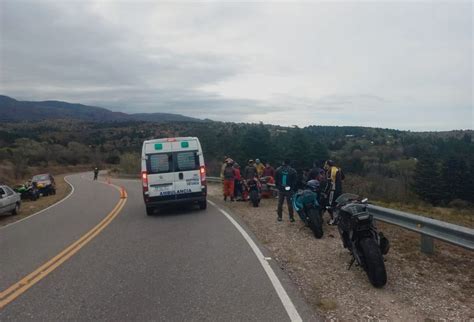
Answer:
xmin=275 ymin=159 xmax=298 ymax=222
xmin=93 ymin=167 xmax=99 ymax=180
xmin=308 ymin=160 xmax=325 ymax=182
xmin=299 ymin=168 xmax=310 ymax=190
xmin=244 ymin=159 xmax=258 ymax=180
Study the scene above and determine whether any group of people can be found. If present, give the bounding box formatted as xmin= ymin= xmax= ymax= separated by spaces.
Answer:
xmin=220 ymin=157 xmax=276 ymax=201
xmin=221 ymin=156 xmax=344 ymax=224
xmin=273 ymin=159 xmax=344 ymax=223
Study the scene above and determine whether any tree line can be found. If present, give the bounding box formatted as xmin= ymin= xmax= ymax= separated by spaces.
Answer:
xmin=0 ymin=120 xmax=472 ymax=206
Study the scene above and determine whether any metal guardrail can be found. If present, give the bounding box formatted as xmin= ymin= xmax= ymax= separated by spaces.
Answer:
xmin=208 ymin=176 xmax=473 ymax=254
xmin=367 ymin=205 xmax=474 ymax=254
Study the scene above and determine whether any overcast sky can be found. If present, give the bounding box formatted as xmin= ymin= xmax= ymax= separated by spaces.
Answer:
xmin=0 ymin=1 xmax=472 ymax=131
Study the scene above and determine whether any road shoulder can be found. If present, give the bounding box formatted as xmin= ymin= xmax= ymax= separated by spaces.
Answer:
xmin=208 ymin=196 xmax=319 ymax=322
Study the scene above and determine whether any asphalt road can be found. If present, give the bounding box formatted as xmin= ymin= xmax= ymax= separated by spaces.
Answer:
xmin=0 ymin=173 xmax=315 ymax=321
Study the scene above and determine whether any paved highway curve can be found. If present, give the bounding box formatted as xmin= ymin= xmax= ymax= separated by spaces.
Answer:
xmin=0 ymin=173 xmax=315 ymax=321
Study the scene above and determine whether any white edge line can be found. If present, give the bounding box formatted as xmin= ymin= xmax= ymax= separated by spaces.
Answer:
xmin=0 ymin=175 xmax=75 ymax=230
xmin=208 ymin=200 xmax=303 ymax=322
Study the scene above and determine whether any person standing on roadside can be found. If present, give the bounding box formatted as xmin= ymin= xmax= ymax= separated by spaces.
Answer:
xmin=220 ymin=156 xmax=229 ymax=181
xmin=233 ymin=162 xmax=243 ymax=200
xmin=275 ymin=159 xmax=298 ymax=222
xmin=223 ymin=159 xmax=235 ymax=202
xmin=244 ymin=159 xmax=258 ymax=180
xmin=262 ymin=162 xmax=275 ymax=178
xmin=309 ymin=161 xmax=326 ymax=182
xmin=255 ymin=159 xmax=265 ymax=177
xmin=325 ymin=160 xmax=344 ymax=224
xmin=93 ymin=167 xmax=99 ymax=180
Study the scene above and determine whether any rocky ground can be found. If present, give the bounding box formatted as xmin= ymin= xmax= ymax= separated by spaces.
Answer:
xmin=208 ymin=183 xmax=474 ymax=321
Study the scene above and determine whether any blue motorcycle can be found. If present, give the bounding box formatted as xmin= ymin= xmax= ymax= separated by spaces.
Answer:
xmin=292 ymin=180 xmax=324 ymax=238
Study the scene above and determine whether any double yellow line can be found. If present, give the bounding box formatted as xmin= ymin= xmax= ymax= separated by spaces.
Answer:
xmin=0 ymin=188 xmax=127 ymax=310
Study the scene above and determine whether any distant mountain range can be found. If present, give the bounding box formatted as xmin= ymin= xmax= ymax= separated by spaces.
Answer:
xmin=0 ymin=95 xmax=202 ymax=123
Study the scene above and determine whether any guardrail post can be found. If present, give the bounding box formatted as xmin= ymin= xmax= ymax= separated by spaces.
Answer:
xmin=420 ymin=234 xmax=434 ymax=254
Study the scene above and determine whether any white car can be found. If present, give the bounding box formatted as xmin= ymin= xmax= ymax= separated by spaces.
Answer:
xmin=141 ymin=137 xmax=207 ymax=215
xmin=0 ymin=184 xmax=21 ymax=216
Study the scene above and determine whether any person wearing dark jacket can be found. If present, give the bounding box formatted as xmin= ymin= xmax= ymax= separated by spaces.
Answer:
xmin=262 ymin=162 xmax=275 ymax=178
xmin=274 ymin=159 xmax=298 ymax=222
xmin=308 ymin=161 xmax=325 ymax=182
xmin=244 ymin=160 xmax=258 ymax=180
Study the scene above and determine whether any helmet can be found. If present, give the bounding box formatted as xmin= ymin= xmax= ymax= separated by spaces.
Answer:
xmin=306 ymin=179 xmax=320 ymax=192
xmin=255 ymin=158 xmax=261 ymax=164
xmin=327 ymin=160 xmax=335 ymax=166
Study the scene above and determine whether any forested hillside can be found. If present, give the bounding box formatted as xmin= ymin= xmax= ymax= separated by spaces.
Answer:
xmin=0 ymin=120 xmax=472 ymax=206
xmin=0 ymin=95 xmax=201 ymax=123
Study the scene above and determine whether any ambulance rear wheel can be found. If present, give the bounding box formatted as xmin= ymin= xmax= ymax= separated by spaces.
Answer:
xmin=198 ymin=200 xmax=207 ymax=210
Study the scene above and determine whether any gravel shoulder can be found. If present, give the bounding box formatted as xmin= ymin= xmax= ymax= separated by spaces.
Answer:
xmin=208 ymin=183 xmax=474 ymax=321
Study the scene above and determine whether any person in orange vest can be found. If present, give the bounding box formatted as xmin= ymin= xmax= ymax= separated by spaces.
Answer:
xmin=222 ymin=159 xmax=236 ymax=202
xmin=220 ymin=156 xmax=229 ymax=181
xmin=233 ymin=162 xmax=243 ymax=200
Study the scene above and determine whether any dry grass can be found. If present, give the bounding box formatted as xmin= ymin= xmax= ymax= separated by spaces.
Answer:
xmin=373 ymin=200 xmax=474 ymax=228
xmin=0 ymin=173 xmax=72 ymax=227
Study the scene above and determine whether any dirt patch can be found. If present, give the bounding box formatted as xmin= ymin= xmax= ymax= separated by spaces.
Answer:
xmin=207 ymin=183 xmax=474 ymax=320
xmin=0 ymin=174 xmax=72 ymax=227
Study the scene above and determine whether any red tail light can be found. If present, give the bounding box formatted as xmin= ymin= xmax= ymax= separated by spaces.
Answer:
xmin=142 ymin=171 xmax=148 ymax=192
xmin=200 ymin=166 xmax=206 ymax=184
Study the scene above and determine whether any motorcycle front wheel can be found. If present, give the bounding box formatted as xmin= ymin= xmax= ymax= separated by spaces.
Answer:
xmin=359 ymin=237 xmax=387 ymax=288
xmin=307 ymin=207 xmax=323 ymax=238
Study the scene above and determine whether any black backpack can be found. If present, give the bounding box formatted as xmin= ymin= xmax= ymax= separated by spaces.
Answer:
xmin=224 ymin=166 xmax=234 ymax=179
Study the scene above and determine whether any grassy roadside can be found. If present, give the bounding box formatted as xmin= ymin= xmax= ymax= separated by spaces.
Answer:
xmin=372 ymin=200 xmax=474 ymax=228
xmin=0 ymin=173 xmax=72 ymax=227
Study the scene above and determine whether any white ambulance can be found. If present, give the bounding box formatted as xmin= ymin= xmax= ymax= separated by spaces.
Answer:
xmin=141 ymin=137 xmax=207 ymax=215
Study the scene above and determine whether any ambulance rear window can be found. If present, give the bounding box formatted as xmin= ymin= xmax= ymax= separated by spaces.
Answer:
xmin=148 ymin=153 xmax=172 ymax=174
xmin=176 ymin=151 xmax=199 ymax=171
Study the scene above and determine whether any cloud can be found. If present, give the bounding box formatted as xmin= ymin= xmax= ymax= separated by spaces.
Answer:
xmin=0 ymin=1 xmax=472 ymax=130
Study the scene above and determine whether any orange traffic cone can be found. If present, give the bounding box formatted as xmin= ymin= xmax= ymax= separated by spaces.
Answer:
xmin=120 ymin=186 xmax=126 ymax=199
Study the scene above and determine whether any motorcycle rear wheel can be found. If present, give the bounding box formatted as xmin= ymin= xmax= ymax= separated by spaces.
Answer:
xmin=359 ymin=237 xmax=387 ymax=288
xmin=307 ymin=208 xmax=323 ymax=238
xmin=250 ymin=190 xmax=259 ymax=207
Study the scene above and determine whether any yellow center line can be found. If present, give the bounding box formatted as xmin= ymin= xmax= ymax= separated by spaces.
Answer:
xmin=0 ymin=187 xmax=128 ymax=310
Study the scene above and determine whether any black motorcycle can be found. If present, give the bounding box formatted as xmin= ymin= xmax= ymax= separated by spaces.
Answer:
xmin=247 ymin=178 xmax=261 ymax=207
xmin=334 ymin=193 xmax=390 ymax=288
